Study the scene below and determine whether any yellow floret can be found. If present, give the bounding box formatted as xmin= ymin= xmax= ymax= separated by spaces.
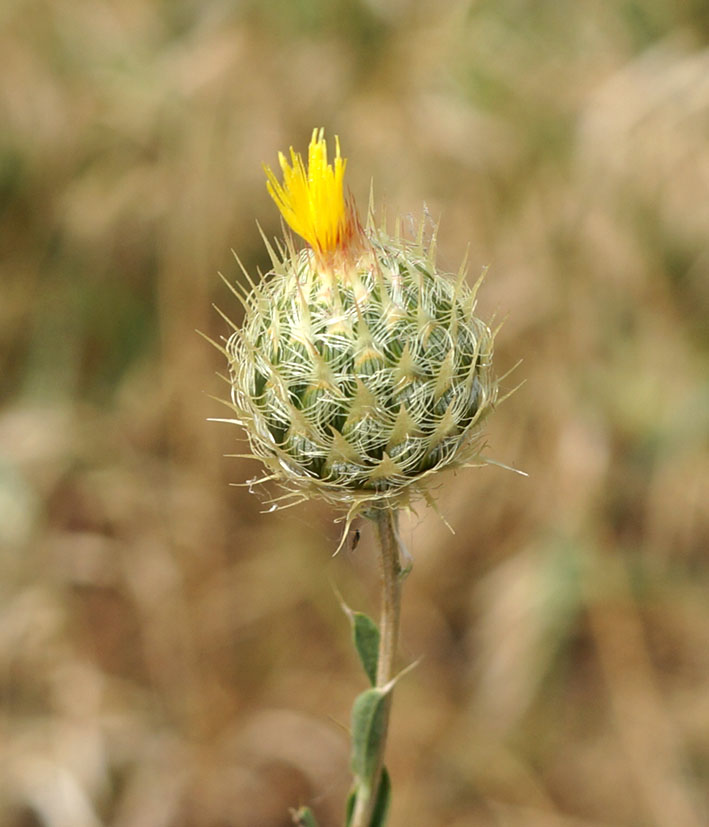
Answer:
xmin=264 ymin=128 xmax=353 ymax=254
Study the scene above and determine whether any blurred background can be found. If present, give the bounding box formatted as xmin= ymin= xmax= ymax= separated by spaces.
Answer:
xmin=1 ymin=1 xmax=708 ymax=825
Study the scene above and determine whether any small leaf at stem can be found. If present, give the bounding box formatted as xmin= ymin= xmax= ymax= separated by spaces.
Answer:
xmin=345 ymin=787 xmax=356 ymax=825
xmin=345 ymin=769 xmax=391 ymax=827
xmin=370 ymin=767 xmax=391 ymax=827
xmin=291 ymin=805 xmax=319 ymax=827
xmin=334 ymin=587 xmax=381 ymax=687
xmin=351 ymin=686 xmax=390 ymax=783
xmin=352 ymin=611 xmax=380 ymax=686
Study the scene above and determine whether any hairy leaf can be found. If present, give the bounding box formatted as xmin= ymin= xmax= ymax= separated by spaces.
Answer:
xmin=352 ymin=611 xmax=380 ymax=686
xmin=345 ymin=768 xmax=391 ymax=827
xmin=351 ymin=686 xmax=389 ymax=783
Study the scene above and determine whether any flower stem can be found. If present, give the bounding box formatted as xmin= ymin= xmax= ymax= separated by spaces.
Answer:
xmin=350 ymin=507 xmax=403 ymax=827
xmin=374 ymin=508 xmax=402 ymax=687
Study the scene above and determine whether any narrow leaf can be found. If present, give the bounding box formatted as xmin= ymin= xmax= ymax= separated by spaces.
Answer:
xmin=345 ymin=770 xmax=391 ymax=827
xmin=345 ymin=787 xmax=356 ymax=826
xmin=351 ymin=687 xmax=390 ymax=783
xmin=352 ymin=611 xmax=380 ymax=686
xmin=370 ymin=767 xmax=391 ymax=827
xmin=333 ymin=587 xmax=380 ymax=686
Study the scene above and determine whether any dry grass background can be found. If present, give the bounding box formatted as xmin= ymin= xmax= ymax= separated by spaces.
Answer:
xmin=1 ymin=1 xmax=708 ymax=825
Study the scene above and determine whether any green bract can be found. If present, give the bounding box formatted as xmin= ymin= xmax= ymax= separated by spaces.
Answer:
xmin=224 ymin=220 xmax=497 ymax=519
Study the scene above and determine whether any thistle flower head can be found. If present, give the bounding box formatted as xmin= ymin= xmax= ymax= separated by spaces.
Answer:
xmin=222 ymin=129 xmax=498 ymax=524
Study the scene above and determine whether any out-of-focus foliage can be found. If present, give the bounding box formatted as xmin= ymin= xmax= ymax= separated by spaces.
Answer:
xmin=1 ymin=1 xmax=707 ymax=825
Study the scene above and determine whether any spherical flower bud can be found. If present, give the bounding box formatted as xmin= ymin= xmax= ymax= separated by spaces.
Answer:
xmin=221 ymin=129 xmax=498 ymax=523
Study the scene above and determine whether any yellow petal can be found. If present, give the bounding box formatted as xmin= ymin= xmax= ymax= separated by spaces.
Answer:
xmin=264 ymin=128 xmax=355 ymax=254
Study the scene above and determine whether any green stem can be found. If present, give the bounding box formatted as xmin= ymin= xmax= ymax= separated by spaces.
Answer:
xmin=350 ymin=508 xmax=403 ymax=827
xmin=374 ymin=508 xmax=402 ymax=687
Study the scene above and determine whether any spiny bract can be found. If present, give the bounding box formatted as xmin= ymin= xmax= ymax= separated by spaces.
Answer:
xmin=222 ymin=129 xmax=497 ymax=520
